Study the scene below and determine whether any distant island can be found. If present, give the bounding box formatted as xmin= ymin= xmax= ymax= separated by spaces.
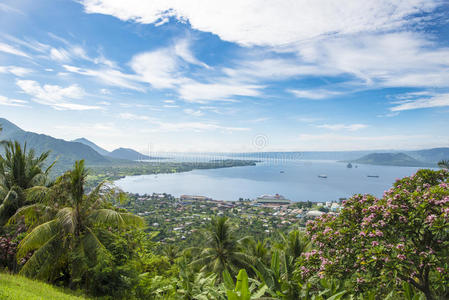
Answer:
xmin=349 ymin=152 xmax=434 ymax=167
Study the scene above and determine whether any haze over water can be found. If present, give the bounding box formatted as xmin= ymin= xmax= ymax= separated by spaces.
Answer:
xmin=115 ymin=160 xmax=423 ymax=202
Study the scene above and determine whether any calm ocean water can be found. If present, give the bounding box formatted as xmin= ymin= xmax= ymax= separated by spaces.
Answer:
xmin=114 ymin=160 xmax=425 ymax=202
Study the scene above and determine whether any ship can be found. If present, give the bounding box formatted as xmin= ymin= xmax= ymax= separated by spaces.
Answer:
xmin=347 ymin=163 xmax=353 ymax=168
xmin=318 ymin=174 xmax=328 ymax=178
xmin=367 ymin=175 xmax=379 ymax=178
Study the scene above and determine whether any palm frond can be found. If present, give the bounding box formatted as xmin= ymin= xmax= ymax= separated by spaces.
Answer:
xmin=56 ymin=207 xmax=76 ymax=235
xmin=88 ymin=208 xmax=145 ymax=228
xmin=8 ymin=203 xmax=57 ymax=227
xmin=17 ymin=219 xmax=59 ymax=259
xmin=19 ymin=234 xmax=67 ymax=281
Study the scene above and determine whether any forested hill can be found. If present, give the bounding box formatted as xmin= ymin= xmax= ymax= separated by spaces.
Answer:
xmin=0 ymin=118 xmax=109 ymax=166
xmin=352 ymin=152 xmax=433 ymax=167
xmin=72 ymin=137 xmax=110 ymax=156
xmin=107 ymin=147 xmax=150 ymax=160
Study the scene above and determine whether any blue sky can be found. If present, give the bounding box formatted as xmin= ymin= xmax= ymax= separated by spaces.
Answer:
xmin=1 ymin=0 xmax=449 ymax=152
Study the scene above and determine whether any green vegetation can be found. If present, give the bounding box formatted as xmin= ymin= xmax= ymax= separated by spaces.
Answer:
xmin=1 ymin=139 xmax=449 ymax=299
xmin=0 ymin=273 xmax=88 ymax=300
xmin=86 ymin=159 xmax=257 ymax=188
xmin=0 ymin=141 xmax=53 ymax=226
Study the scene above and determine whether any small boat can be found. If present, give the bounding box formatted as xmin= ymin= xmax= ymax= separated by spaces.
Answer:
xmin=280 ymin=170 xmax=285 ymax=173
xmin=367 ymin=175 xmax=379 ymax=178
xmin=318 ymin=174 xmax=328 ymax=178
xmin=347 ymin=163 xmax=353 ymax=168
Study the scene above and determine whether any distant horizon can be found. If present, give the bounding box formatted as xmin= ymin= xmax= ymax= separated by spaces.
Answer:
xmin=2 ymin=115 xmax=449 ymax=154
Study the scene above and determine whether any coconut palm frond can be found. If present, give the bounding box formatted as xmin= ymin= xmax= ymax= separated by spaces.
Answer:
xmin=8 ymin=203 xmax=57 ymax=227
xmin=17 ymin=219 xmax=59 ymax=259
xmin=0 ymin=187 xmax=22 ymax=225
xmin=19 ymin=234 xmax=66 ymax=280
xmin=56 ymin=207 xmax=76 ymax=234
xmin=88 ymin=208 xmax=145 ymax=228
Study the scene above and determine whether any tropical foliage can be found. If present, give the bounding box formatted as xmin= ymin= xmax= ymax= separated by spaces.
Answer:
xmin=0 ymin=140 xmax=53 ymax=226
xmin=299 ymin=169 xmax=449 ymax=299
xmin=1 ymin=140 xmax=449 ymax=300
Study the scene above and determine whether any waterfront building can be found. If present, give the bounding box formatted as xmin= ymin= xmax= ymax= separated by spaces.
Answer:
xmin=254 ymin=194 xmax=291 ymax=205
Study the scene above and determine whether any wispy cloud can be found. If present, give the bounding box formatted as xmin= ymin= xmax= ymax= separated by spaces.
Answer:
xmin=16 ymin=79 xmax=101 ymax=110
xmin=63 ymin=65 xmax=144 ymax=91
xmin=0 ymin=95 xmax=29 ymax=107
xmin=119 ymin=112 xmax=150 ymax=121
xmin=289 ymin=89 xmax=341 ymax=100
xmin=0 ymin=42 xmax=29 ymax=57
xmin=316 ymin=123 xmax=368 ymax=131
xmin=390 ymin=92 xmax=449 ymax=111
xmin=147 ymin=121 xmax=250 ymax=133
xmin=0 ymin=65 xmax=32 ymax=77
xmin=0 ymin=3 xmax=24 ymax=14
xmin=183 ymin=108 xmax=204 ymax=117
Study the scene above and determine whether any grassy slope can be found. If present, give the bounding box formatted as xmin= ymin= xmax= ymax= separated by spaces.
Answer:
xmin=0 ymin=273 xmax=88 ymax=300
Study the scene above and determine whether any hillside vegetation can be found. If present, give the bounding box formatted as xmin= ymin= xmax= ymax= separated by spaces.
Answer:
xmin=0 ymin=273 xmax=88 ymax=300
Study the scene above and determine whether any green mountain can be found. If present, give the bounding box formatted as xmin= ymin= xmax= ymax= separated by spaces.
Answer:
xmin=352 ymin=152 xmax=432 ymax=167
xmin=0 ymin=118 xmax=109 ymax=167
xmin=107 ymin=147 xmax=150 ymax=160
xmin=72 ymin=137 xmax=110 ymax=156
xmin=407 ymin=148 xmax=449 ymax=163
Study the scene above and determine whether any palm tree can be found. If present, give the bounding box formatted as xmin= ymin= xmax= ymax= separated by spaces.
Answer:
xmin=190 ymin=217 xmax=252 ymax=279
xmin=0 ymin=141 xmax=53 ymax=226
xmin=240 ymin=236 xmax=270 ymax=266
xmin=14 ymin=160 xmax=144 ymax=284
xmin=257 ymin=229 xmax=310 ymax=299
xmin=438 ymin=160 xmax=449 ymax=169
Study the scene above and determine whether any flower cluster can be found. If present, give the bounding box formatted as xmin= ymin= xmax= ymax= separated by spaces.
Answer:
xmin=296 ymin=169 xmax=449 ymax=297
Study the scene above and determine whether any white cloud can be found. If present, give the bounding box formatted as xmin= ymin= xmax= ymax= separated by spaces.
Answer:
xmin=390 ymin=93 xmax=449 ymax=111
xmin=0 ymin=95 xmax=29 ymax=107
xmin=295 ymin=32 xmax=449 ymax=88
xmin=183 ymin=108 xmax=204 ymax=117
xmin=119 ymin=112 xmax=150 ymax=120
xmin=80 ymin=0 xmax=439 ymax=47
xmin=16 ymin=79 xmax=100 ymax=110
xmin=316 ymin=123 xmax=368 ymax=131
xmin=147 ymin=121 xmax=249 ymax=132
xmin=289 ymin=89 xmax=341 ymax=100
xmin=0 ymin=3 xmax=24 ymax=14
xmin=178 ymin=81 xmax=262 ymax=103
xmin=130 ymin=48 xmax=183 ymax=89
xmin=0 ymin=66 xmax=32 ymax=77
xmin=0 ymin=42 xmax=29 ymax=57
xmin=50 ymin=48 xmax=71 ymax=62
xmin=174 ymin=38 xmax=209 ymax=68
xmin=63 ymin=65 xmax=144 ymax=91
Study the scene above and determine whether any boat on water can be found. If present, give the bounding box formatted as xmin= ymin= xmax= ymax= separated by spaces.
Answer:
xmin=367 ymin=175 xmax=379 ymax=178
xmin=347 ymin=163 xmax=353 ymax=168
xmin=280 ymin=170 xmax=285 ymax=173
xmin=318 ymin=174 xmax=328 ymax=178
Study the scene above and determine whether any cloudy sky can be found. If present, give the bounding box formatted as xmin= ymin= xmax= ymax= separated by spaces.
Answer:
xmin=1 ymin=0 xmax=449 ymax=152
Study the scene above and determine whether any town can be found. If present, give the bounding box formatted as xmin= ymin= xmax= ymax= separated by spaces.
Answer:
xmin=122 ymin=192 xmax=343 ymax=245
